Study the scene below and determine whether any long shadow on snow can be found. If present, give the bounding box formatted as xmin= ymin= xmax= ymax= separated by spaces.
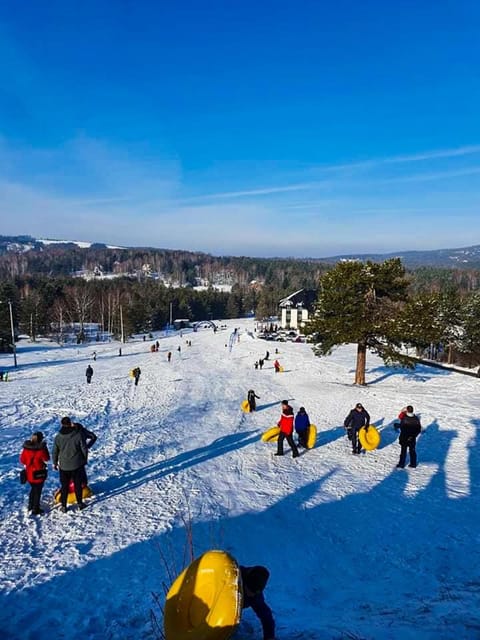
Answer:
xmin=92 ymin=431 xmax=259 ymax=505
xmin=256 ymin=399 xmax=295 ymax=412
xmin=366 ymin=363 xmax=451 ymax=385
xmin=2 ymin=421 xmax=479 ymax=639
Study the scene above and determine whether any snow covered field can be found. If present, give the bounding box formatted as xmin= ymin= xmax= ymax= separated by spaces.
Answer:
xmin=1 ymin=320 xmax=480 ymax=640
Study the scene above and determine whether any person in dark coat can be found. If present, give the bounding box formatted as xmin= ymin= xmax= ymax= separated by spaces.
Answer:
xmin=258 ymin=359 xmax=264 ymax=370
xmin=247 ymin=389 xmax=260 ymax=412
xmin=74 ymin=422 xmax=98 ymax=485
xmin=240 ymin=565 xmax=275 ymax=640
xmin=294 ymin=406 xmax=310 ymax=448
xmin=275 ymin=400 xmax=299 ymax=458
xmin=395 ymin=405 xmax=422 ymax=468
xmin=344 ymin=403 xmax=370 ymax=454
xmin=85 ymin=364 xmax=93 ymax=384
xmin=132 ymin=367 xmax=141 ymax=386
xmin=20 ymin=431 xmax=50 ymax=515
xmin=53 ymin=417 xmax=88 ymax=512
xmin=264 ymin=350 xmax=270 ymax=361
xmin=167 ymin=351 xmax=172 ymax=362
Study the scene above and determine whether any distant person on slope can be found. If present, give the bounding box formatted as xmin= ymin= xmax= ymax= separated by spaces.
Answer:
xmin=247 ymin=389 xmax=260 ymax=412
xmin=395 ymin=405 xmax=422 ymax=468
xmin=240 ymin=565 xmax=275 ymax=640
xmin=20 ymin=431 xmax=50 ymax=515
xmin=85 ymin=364 xmax=93 ymax=384
xmin=344 ymin=403 xmax=370 ymax=454
xmin=275 ymin=400 xmax=299 ymax=458
xmin=295 ymin=406 xmax=311 ymax=448
xmin=273 ymin=359 xmax=281 ymax=373
xmin=132 ymin=367 xmax=141 ymax=386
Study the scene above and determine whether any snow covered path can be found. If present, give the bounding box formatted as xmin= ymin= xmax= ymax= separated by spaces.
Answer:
xmin=1 ymin=321 xmax=480 ymax=639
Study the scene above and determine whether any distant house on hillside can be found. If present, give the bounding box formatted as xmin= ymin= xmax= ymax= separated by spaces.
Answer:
xmin=173 ymin=319 xmax=191 ymax=330
xmin=279 ymin=289 xmax=317 ymax=330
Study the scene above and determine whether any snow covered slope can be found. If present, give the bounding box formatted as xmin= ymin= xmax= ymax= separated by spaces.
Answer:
xmin=1 ymin=321 xmax=479 ymax=639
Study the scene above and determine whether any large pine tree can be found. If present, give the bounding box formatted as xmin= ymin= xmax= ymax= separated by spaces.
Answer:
xmin=305 ymin=258 xmax=409 ymax=384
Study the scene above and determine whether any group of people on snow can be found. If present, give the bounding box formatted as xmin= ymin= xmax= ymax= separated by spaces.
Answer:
xmin=343 ymin=402 xmax=421 ymax=467
xmin=19 ymin=417 xmax=98 ymax=515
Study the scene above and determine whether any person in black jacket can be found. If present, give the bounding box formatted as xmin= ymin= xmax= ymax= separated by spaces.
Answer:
xmin=247 ymin=389 xmax=260 ymax=412
xmin=240 ymin=565 xmax=275 ymax=640
xmin=344 ymin=403 xmax=370 ymax=454
xmin=395 ymin=405 xmax=421 ymax=468
xmin=132 ymin=367 xmax=141 ymax=386
xmin=85 ymin=365 xmax=93 ymax=384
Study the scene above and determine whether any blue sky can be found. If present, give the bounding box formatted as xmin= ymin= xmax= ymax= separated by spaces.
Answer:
xmin=1 ymin=0 xmax=480 ymax=257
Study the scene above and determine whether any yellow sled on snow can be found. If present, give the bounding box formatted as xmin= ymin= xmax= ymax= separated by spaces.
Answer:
xmin=261 ymin=424 xmax=317 ymax=448
xmin=164 ymin=549 xmax=242 ymax=640
xmin=54 ymin=484 xmax=93 ymax=504
xmin=241 ymin=399 xmax=250 ymax=413
xmin=305 ymin=424 xmax=317 ymax=449
xmin=358 ymin=425 xmax=381 ymax=451
xmin=261 ymin=426 xmax=280 ymax=442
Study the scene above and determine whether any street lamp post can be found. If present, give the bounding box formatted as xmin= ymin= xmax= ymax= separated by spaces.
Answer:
xmin=0 ymin=300 xmax=17 ymax=368
xmin=8 ymin=301 xmax=17 ymax=368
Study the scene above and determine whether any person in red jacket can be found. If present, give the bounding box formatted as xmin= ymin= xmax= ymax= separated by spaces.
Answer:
xmin=275 ymin=400 xmax=299 ymax=458
xmin=19 ymin=431 xmax=50 ymax=515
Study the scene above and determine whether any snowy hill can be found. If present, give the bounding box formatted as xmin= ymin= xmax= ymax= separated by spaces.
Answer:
xmin=1 ymin=322 xmax=479 ymax=639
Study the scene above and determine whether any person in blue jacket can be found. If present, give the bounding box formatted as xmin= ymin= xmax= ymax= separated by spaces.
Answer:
xmin=240 ymin=565 xmax=275 ymax=640
xmin=294 ymin=406 xmax=310 ymax=448
xmin=344 ymin=403 xmax=370 ymax=454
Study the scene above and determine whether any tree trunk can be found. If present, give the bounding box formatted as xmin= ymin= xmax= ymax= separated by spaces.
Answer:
xmin=447 ymin=343 xmax=453 ymax=365
xmin=355 ymin=341 xmax=367 ymax=385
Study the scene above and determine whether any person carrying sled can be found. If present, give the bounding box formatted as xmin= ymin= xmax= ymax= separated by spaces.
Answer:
xmin=344 ymin=403 xmax=370 ymax=454
xmin=247 ymin=389 xmax=260 ymax=412
xmin=132 ymin=367 xmax=141 ymax=386
xmin=295 ymin=406 xmax=311 ymax=448
xmin=85 ymin=364 xmax=93 ymax=384
xmin=53 ymin=417 xmax=88 ymax=512
xmin=20 ymin=431 xmax=50 ymax=515
xmin=275 ymin=400 xmax=299 ymax=458
xmin=240 ymin=565 xmax=276 ymax=640
xmin=395 ymin=405 xmax=422 ymax=468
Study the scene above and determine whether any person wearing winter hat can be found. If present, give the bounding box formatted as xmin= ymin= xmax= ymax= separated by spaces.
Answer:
xmin=240 ymin=565 xmax=275 ymax=640
xmin=395 ymin=405 xmax=422 ymax=468
xmin=53 ymin=417 xmax=88 ymax=512
xmin=19 ymin=431 xmax=50 ymax=515
xmin=294 ymin=406 xmax=311 ymax=448
xmin=344 ymin=403 xmax=370 ymax=454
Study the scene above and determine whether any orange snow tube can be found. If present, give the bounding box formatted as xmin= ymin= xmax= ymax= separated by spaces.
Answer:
xmin=164 ymin=550 xmax=242 ymax=640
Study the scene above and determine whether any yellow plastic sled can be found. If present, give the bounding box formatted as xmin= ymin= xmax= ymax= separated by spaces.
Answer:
xmin=164 ymin=549 xmax=242 ymax=640
xmin=261 ymin=426 xmax=280 ymax=443
xmin=359 ymin=425 xmax=381 ymax=451
xmin=54 ymin=485 xmax=93 ymax=504
xmin=306 ymin=424 xmax=317 ymax=449
xmin=279 ymin=366 xmax=284 ymax=372
xmin=241 ymin=399 xmax=250 ymax=413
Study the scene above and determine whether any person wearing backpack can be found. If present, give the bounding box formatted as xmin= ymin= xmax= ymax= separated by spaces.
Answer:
xmin=20 ymin=431 xmax=50 ymax=515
